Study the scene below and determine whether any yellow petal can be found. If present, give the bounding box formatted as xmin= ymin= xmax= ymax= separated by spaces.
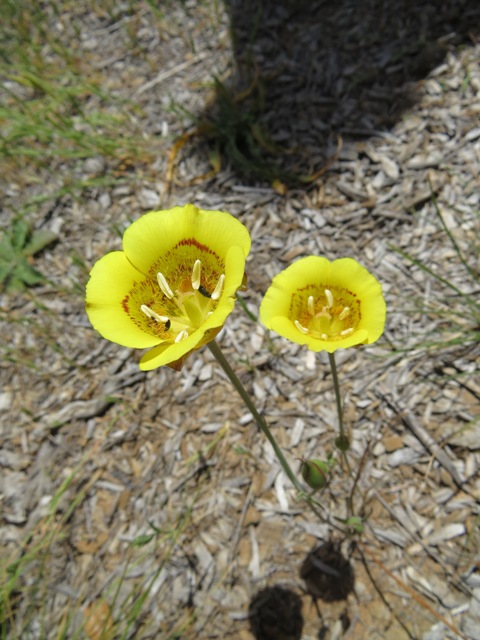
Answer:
xmin=86 ymin=252 xmax=161 ymax=348
xmin=222 ymin=244 xmax=249 ymax=298
xmin=139 ymin=324 xmax=222 ymax=370
xmin=122 ymin=205 xmax=251 ymax=276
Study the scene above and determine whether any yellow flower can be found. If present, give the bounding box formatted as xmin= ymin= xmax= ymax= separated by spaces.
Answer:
xmin=260 ymin=256 xmax=386 ymax=353
xmin=86 ymin=204 xmax=251 ymax=370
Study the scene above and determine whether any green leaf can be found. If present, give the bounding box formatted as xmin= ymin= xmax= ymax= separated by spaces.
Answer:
xmin=13 ymin=262 xmax=44 ymax=286
xmin=0 ymin=260 xmax=15 ymax=285
xmin=11 ymin=218 xmax=29 ymax=250
xmin=131 ymin=534 xmax=154 ymax=547
xmin=24 ymin=229 xmax=57 ymax=256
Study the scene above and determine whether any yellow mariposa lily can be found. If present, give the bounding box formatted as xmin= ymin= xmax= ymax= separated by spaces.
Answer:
xmin=260 ymin=256 xmax=386 ymax=353
xmin=86 ymin=204 xmax=251 ymax=370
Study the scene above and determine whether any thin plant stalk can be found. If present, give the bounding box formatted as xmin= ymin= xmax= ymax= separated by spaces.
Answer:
xmin=328 ymin=351 xmax=354 ymax=515
xmin=208 ymin=340 xmax=302 ymax=492
xmin=209 ymin=341 xmax=356 ymax=532
xmin=328 ymin=352 xmax=345 ymax=441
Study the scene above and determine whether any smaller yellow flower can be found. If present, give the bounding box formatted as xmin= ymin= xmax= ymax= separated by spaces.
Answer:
xmin=260 ymin=256 xmax=386 ymax=353
xmin=86 ymin=205 xmax=251 ymax=370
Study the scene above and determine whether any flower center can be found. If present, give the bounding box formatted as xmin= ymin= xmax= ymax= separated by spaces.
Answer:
xmin=292 ymin=287 xmax=361 ymax=341
xmin=123 ymin=256 xmax=225 ymax=343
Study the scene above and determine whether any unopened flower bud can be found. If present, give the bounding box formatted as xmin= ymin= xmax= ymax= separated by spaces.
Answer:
xmin=335 ymin=435 xmax=350 ymax=451
xmin=300 ymin=458 xmax=329 ymax=490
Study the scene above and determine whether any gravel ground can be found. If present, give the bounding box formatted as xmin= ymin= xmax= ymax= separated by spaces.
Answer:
xmin=1 ymin=1 xmax=479 ymax=639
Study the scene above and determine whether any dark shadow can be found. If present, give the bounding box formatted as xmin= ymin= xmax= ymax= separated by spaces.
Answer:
xmin=249 ymin=585 xmax=303 ymax=640
xmin=196 ymin=0 xmax=480 ymax=185
xmin=300 ymin=540 xmax=355 ymax=602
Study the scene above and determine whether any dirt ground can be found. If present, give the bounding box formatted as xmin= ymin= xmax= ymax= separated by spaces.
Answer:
xmin=1 ymin=1 xmax=479 ymax=639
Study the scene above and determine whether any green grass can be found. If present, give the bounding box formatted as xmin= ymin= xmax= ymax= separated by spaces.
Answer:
xmin=0 ymin=0 xmax=159 ymax=201
xmin=0 ymin=442 xmax=202 ymax=639
xmin=391 ymin=195 xmax=480 ymax=364
xmin=0 ymin=4 xmax=211 ymax=637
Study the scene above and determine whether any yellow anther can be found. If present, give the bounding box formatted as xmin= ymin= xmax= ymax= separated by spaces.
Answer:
xmin=140 ymin=305 xmax=169 ymax=323
xmin=191 ymin=259 xmax=201 ymax=290
xmin=307 ymin=295 xmax=315 ymax=316
xmin=211 ymin=274 xmax=225 ymax=300
xmin=294 ymin=319 xmax=309 ymax=334
xmin=325 ymin=289 xmax=333 ymax=308
xmin=157 ymin=272 xmax=174 ymax=299
xmin=340 ymin=328 xmax=354 ymax=336
xmin=174 ymin=329 xmax=189 ymax=343
xmin=339 ymin=306 xmax=350 ymax=320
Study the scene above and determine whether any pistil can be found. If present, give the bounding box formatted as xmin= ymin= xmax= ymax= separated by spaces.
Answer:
xmin=140 ymin=259 xmax=227 ymax=343
xmin=294 ymin=289 xmax=357 ymax=342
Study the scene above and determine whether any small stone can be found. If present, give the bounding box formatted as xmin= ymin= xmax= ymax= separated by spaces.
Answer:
xmin=383 ymin=435 xmax=403 ymax=452
xmin=83 ymin=156 xmax=106 ymax=175
xmin=98 ymin=192 xmax=111 ymax=209
xmin=0 ymin=391 xmax=13 ymax=411
xmin=138 ymin=188 xmax=160 ymax=209
xmin=387 ymin=448 xmax=421 ymax=467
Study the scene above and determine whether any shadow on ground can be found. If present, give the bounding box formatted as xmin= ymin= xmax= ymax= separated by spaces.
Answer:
xmin=249 ymin=585 xmax=303 ymax=640
xmin=196 ymin=0 xmax=480 ymax=184
xmin=300 ymin=540 xmax=355 ymax=602
xmin=247 ymin=542 xmax=355 ymax=640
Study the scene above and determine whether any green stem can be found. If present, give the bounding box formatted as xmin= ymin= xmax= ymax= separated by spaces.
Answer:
xmin=328 ymin=352 xmax=345 ymax=439
xmin=208 ymin=340 xmax=302 ymax=492
xmin=328 ymin=352 xmax=354 ymax=514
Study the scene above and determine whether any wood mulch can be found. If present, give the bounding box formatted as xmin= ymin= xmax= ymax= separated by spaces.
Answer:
xmin=1 ymin=1 xmax=479 ymax=639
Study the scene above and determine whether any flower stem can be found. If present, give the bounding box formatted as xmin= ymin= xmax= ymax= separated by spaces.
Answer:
xmin=208 ymin=340 xmax=302 ymax=492
xmin=328 ymin=352 xmax=345 ymax=440
xmin=328 ymin=352 xmax=354 ymax=516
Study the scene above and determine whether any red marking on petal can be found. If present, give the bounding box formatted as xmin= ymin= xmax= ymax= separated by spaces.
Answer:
xmin=176 ymin=237 xmax=218 ymax=258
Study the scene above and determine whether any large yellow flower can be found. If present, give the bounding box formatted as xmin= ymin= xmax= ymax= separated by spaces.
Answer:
xmin=260 ymin=256 xmax=386 ymax=353
xmin=86 ymin=204 xmax=251 ymax=370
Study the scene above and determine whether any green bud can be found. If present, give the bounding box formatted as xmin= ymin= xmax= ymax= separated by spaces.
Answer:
xmin=300 ymin=458 xmax=329 ymax=490
xmin=346 ymin=516 xmax=364 ymax=534
xmin=335 ymin=434 xmax=350 ymax=451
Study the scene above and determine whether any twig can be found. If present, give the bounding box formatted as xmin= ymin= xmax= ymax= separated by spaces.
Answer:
xmin=378 ymin=393 xmax=464 ymax=488
xmin=359 ymin=543 xmax=468 ymax=640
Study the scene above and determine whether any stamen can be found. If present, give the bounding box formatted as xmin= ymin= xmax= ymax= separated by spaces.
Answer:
xmin=307 ymin=295 xmax=315 ymax=316
xmin=157 ymin=272 xmax=174 ymax=299
xmin=211 ymin=274 xmax=225 ymax=300
xmin=321 ymin=333 xmax=329 ymax=340
xmin=191 ymin=259 xmax=201 ymax=290
xmin=294 ymin=320 xmax=309 ymax=334
xmin=175 ymin=329 xmax=189 ymax=343
xmin=325 ymin=289 xmax=333 ymax=308
xmin=339 ymin=306 xmax=350 ymax=320
xmin=340 ymin=328 xmax=354 ymax=336
xmin=141 ymin=304 xmax=170 ymax=324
